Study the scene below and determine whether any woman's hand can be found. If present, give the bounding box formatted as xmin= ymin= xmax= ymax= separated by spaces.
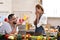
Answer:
xmin=36 ymin=13 xmax=40 ymax=18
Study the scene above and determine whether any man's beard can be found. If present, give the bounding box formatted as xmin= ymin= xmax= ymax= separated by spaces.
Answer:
xmin=13 ymin=22 xmax=16 ymax=25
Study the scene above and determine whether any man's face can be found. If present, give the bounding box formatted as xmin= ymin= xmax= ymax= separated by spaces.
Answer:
xmin=9 ymin=15 xmax=17 ymax=25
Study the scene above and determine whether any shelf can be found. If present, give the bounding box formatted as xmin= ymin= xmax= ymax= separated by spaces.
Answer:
xmin=19 ymin=29 xmax=35 ymax=32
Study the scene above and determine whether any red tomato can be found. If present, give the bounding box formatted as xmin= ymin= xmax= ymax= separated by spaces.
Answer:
xmin=4 ymin=18 xmax=8 ymax=22
xmin=19 ymin=19 xmax=24 ymax=23
xmin=27 ymin=34 xmax=31 ymax=37
xmin=4 ymin=34 xmax=9 ymax=39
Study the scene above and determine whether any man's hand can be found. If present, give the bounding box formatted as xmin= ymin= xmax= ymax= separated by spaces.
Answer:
xmin=11 ymin=27 xmax=16 ymax=34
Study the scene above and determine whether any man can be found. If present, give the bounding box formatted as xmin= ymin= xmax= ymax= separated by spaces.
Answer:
xmin=0 ymin=14 xmax=19 ymax=35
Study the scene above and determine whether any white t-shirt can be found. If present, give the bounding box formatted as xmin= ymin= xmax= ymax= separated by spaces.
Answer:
xmin=0 ymin=22 xmax=18 ymax=35
xmin=37 ymin=14 xmax=47 ymax=27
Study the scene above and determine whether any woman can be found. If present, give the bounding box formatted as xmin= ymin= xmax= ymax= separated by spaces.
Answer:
xmin=34 ymin=4 xmax=47 ymax=36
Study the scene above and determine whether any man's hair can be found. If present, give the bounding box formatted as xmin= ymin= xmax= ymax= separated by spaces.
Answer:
xmin=8 ymin=14 xmax=14 ymax=20
xmin=36 ymin=4 xmax=44 ymax=12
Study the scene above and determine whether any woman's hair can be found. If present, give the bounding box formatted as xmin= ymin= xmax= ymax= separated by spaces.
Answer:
xmin=36 ymin=4 xmax=44 ymax=13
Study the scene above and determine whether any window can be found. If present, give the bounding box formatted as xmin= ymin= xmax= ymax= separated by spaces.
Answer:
xmin=42 ymin=0 xmax=60 ymax=17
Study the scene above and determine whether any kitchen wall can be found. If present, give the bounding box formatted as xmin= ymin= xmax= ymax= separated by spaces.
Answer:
xmin=47 ymin=17 xmax=60 ymax=26
xmin=0 ymin=0 xmax=12 ymax=17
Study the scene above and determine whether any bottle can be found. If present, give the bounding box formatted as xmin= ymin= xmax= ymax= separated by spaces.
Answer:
xmin=17 ymin=34 xmax=22 ymax=40
xmin=26 ymin=22 xmax=29 ymax=30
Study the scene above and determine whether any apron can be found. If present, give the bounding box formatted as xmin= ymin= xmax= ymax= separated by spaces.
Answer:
xmin=35 ymin=25 xmax=45 ymax=36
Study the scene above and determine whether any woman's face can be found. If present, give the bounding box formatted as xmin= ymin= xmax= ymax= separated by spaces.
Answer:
xmin=36 ymin=8 xmax=43 ymax=15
